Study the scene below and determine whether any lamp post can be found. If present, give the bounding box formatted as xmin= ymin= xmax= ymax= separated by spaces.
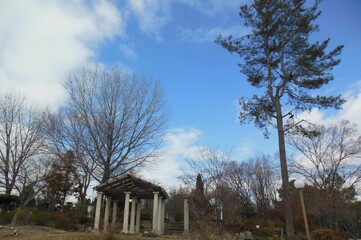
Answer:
xmin=256 ymin=224 xmax=260 ymax=238
xmin=294 ymin=179 xmax=310 ymax=240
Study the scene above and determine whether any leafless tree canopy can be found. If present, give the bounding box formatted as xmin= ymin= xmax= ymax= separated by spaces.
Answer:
xmin=62 ymin=66 xmax=168 ymax=183
xmin=0 ymin=92 xmax=48 ymax=195
xmin=288 ymin=120 xmax=361 ymax=193
xmin=180 ymin=147 xmax=279 ymax=221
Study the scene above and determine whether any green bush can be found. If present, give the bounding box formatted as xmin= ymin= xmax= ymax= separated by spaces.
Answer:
xmin=2 ymin=207 xmax=88 ymax=231
xmin=0 ymin=194 xmax=20 ymax=211
xmin=34 ymin=209 xmax=86 ymax=231
xmin=312 ymin=229 xmax=334 ymax=240
xmin=0 ymin=211 xmax=15 ymax=225
xmin=141 ymin=208 xmax=153 ymax=221
xmin=12 ymin=208 xmax=35 ymax=225
xmin=54 ymin=211 xmax=80 ymax=231
xmin=31 ymin=209 xmax=58 ymax=226
xmin=174 ymin=208 xmax=183 ymax=222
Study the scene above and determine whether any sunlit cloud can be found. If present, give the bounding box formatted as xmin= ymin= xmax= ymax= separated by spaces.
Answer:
xmin=141 ymin=128 xmax=202 ymax=187
xmin=297 ymin=80 xmax=361 ymax=131
xmin=0 ymin=0 xmax=123 ymax=108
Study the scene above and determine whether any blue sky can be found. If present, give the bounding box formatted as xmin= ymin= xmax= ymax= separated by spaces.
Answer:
xmin=1 ymin=0 xmax=361 ymax=188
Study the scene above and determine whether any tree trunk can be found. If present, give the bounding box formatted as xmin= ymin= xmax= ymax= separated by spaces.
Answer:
xmin=276 ymin=105 xmax=294 ymax=240
xmin=102 ymin=164 xmax=111 ymax=183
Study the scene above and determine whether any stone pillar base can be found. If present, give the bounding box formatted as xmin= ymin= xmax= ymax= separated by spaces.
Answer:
xmin=183 ymin=230 xmax=190 ymax=239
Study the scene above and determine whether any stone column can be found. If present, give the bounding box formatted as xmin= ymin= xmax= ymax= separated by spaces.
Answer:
xmin=184 ymin=196 xmax=189 ymax=238
xmin=93 ymin=191 xmax=103 ymax=232
xmin=122 ymin=192 xmax=131 ymax=233
xmin=156 ymin=196 xmax=162 ymax=235
xmin=151 ymin=192 xmax=159 ymax=233
xmin=112 ymin=200 xmax=118 ymax=227
xmin=161 ymin=199 xmax=166 ymax=232
xmin=129 ymin=197 xmax=137 ymax=234
xmin=220 ymin=202 xmax=223 ymax=221
xmin=135 ymin=199 xmax=141 ymax=233
xmin=103 ymin=195 xmax=112 ymax=231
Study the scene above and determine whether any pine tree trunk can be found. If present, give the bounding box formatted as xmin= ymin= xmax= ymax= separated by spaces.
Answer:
xmin=276 ymin=104 xmax=294 ymax=240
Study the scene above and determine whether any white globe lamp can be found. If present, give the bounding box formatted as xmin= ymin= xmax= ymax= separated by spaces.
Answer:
xmin=294 ymin=179 xmax=310 ymax=240
xmin=294 ymin=179 xmax=305 ymax=189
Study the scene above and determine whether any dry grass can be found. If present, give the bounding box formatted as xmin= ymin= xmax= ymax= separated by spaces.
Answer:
xmin=0 ymin=225 xmax=183 ymax=240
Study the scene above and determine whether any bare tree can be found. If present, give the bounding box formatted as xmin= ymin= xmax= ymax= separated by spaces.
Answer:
xmin=15 ymin=156 xmax=49 ymax=207
xmin=180 ymin=147 xmax=231 ymax=195
xmin=63 ymin=66 xmax=168 ymax=183
xmin=288 ymin=120 xmax=361 ymax=194
xmin=245 ymin=154 xmax=279 ymax=219
xmin=0 ymin=92 xmax=47 ymax=194
xmin=224 ymin=160 xmax=253 ymax=208
xmin=46 ymin=109 xmax=95 ymax=207
xmin=225 ymin=154 xmax=279 ymax=219
xmin=180 ymin=147 xmax=238 ymax=223
xmin=288 ymin=120 xmax=361 ymax=230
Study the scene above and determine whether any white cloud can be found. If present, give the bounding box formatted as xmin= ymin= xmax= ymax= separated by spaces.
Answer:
xmin=335 ymin=81 xmax=361 ymax=126
xmin=179 ymin=0 xmax=247 ymax=16
xmin=126 ymin=0 xmax=172 ymax=41
xmin=119 ymin=43 xmax=138 ymax=60
xmin=0 ymin=0 xmax=123 ymax=108
xmin=141 ymin=128 xmax=202 ymax=187
xmin=124 ymin=0 xmax=248 ymax=42
xmin=178 ymin=25 xmax=247 ymax=43
xmin=298 ymin=80 xmax=361 ymax=131
xmin=236 ymin=140 xmax=254 ymax=158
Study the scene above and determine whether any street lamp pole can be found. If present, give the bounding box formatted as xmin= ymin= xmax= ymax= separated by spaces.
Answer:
xmin=294 ymin=179 xmax=310 ymax=240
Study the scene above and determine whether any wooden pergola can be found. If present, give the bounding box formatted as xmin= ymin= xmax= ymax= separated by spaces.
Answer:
xmin=93 ymin=174 xmax=168 ymax=235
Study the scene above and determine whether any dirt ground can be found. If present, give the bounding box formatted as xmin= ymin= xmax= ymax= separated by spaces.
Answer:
xmin=0 ymin=225 xmax=184 ymax=240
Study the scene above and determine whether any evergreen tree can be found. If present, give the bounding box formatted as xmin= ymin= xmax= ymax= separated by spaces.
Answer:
xmin=191 ymin=173 xmax=210 ymax=217
xmin=216 ymin=0 xmax=344 ymax=238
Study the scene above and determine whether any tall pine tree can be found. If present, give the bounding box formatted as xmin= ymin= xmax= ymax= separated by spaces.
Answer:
xmin=216 ymin=0 xmax=344 ymax=238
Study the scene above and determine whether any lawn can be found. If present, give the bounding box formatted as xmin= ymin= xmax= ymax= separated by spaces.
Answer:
xmin=0 ymin=225 xmax=183 ymax=240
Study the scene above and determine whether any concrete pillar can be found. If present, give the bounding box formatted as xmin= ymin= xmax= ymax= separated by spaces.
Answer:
xmin=161 ymin=199 xmax=165 ymax=232
xmin=112 ymin=200 xmax=118 ymax=227
xmin=156 ymin=196 xmax=162 ymax=234
xmin=129 ymin=197 xmax=137 ymax=234
xmin=122 ymin=192 xmax=131 ymax=233
xmin=220 ymin=202 xmax=223 ymax=221
xmin=93 ymin=191 xmax=103 ymax=232
xmin=135 ymin=199 xmax=141 ymax=233
xmin=152 ymin=192 xmax=159 ymax=233
xmin=184 ymin=197 xmax=189 ymax=238
xmin=103 ymin=195 xmax=112 ymax=231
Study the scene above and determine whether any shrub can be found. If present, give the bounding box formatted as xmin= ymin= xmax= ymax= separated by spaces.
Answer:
xmin=0 ymin=194 xmax=20 ymax=211
xmin=174 ymin=208 xmax=183 ymax=222
xmin=30 ymin=208 xmax=57 ymax=226
xmin=141 ymin=208 xmax=152 ymax=221
xmin=80 ymin=215 xmax=90 ymax=225
xmin=54 ymin=212 xmax=80 ymax=231
xmin=311 ymin=229 xmax=347 ymax=240
xmin=12 ymin=208 xmax=35 ymax=225
xmin=333 ymin=231 xmax=347 ymax=240
xmin=0 ymin=211 xmax=15 ymax=225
